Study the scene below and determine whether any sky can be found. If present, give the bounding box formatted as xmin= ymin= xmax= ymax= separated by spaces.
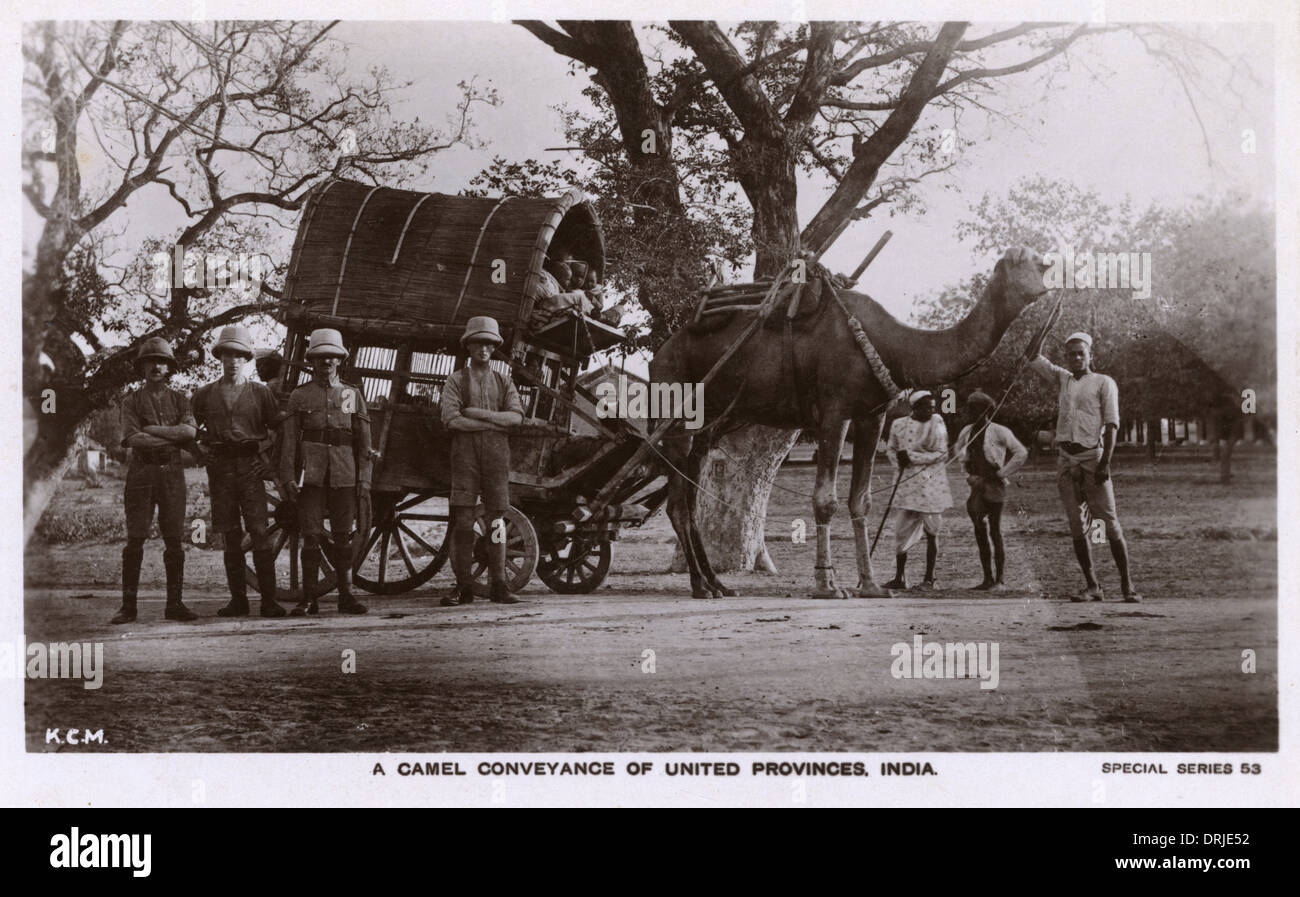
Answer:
xmin=22 ymin=19 xmax=1275 ymax=350
xmin=330 ymin=20 xmax=1273 ymax=315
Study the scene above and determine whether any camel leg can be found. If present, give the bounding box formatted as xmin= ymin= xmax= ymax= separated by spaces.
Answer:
xmin=849 ymin=413 xmax=892 ymax=597
xmin=810 ymin=419 xmax=852 ymax=599
xmin=683 ymin=435 xmax=735 ymax=598
xmin=663 ymin=434 xmax=713 ymax=599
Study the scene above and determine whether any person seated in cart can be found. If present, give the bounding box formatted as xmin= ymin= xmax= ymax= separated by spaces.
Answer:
xmin=192 ymin=325 xmax=288 ymax=618
xmin=439 ymin=316 xmax=524 ymax=606
xmin=279 ymin=328 xmax=372 ymax=616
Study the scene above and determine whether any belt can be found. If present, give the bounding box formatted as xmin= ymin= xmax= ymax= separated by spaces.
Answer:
xmin=1058 ymin=441 xmax=1099 ymax=455
xmin=207 ymin=441 xmax=261 ymax=458
xmin=134 ymin=447 xmax=179 ymax=465
xmin=302 ymin=428 xmax=353 ymax=446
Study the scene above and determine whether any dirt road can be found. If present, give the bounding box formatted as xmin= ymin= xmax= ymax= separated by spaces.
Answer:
xmin=24 ymin=450 xmax=1277 ymax=752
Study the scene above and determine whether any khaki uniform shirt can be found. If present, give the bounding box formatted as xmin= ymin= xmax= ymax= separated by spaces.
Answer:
xmin=440 ymin=365 xmax=523 ymax=428
xmin=192 ymin=378 xmax=279 ymax=444
xmin=121 ymin=386 xmax=196 ymax=457
xmin=280 ymin=378 xmax=372 ymax=488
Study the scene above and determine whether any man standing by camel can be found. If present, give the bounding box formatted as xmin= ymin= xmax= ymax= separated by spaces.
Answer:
xmin=952 ymin=391 xmax=1027 ymax=590
xmin=883 ymin=390 xmax=952 ymax=591
xmin=1026 ymin=329 xmax=1142 ymax=603
xmin=440 ymin=316 xmax=524 ymax=606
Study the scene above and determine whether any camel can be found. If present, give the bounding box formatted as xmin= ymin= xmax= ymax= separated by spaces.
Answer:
xmin=648 ymin=247 xmax=1052 ymax=599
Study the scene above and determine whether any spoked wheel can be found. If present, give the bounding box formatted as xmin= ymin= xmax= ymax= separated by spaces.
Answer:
xmin=537 ymin=536 xmax=612 ymax=594
xmin=242 ymin=484 xmax=339 ymax=601
xmin=468 ymin=505 xmax=538 ymax=598
xmin=353 ymin=493 xmax=450 ymax=595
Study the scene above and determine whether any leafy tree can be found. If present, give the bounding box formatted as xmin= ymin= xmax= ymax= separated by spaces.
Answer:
xmin=22 ymin=20 xmax=497 ymax=542
xmin=914 ymin=178 xmax=1274 ymax=475
xmin=514 ymin=20 xmax=1200 ymax=570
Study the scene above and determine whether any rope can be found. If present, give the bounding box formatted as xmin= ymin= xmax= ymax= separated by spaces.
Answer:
xmin=693 ymin=294 xmax=1065 ymax=513
xmin=630 ymin=275 xmax=1064 ymax=542
xmin=828 ymin=286 xmax=903 ymax=399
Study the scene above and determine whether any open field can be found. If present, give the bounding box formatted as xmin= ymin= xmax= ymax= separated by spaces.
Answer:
xmin=24 ymin=448 xmax=1276 ymax=752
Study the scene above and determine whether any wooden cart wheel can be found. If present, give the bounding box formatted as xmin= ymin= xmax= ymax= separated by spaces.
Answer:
xmin=468 ymin=505 xmax=538 ymax=598
xmin=244 ymin=485 xmax=338 ymax=601
xmin=537 ymin=536 xmax=612 ymax=594
xmin=353 ymin=493 xmax=450 ymax=595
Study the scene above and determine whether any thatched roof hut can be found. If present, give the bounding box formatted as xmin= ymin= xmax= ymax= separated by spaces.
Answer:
xmin=280 ymin=178 xmax=605 ymax=353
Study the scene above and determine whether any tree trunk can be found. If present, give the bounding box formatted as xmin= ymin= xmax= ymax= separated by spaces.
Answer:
xmin=23 ymin=398 xmax=91 ymax=545
xmin=1146 ymin=417 xmax=1160 ymax=459
xmin=671 ymin=426 xmax=800 ymax=573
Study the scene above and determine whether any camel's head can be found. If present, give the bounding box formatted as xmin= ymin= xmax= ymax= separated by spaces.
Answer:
xmin=989 ymin=247 xmax=1051 ymax=323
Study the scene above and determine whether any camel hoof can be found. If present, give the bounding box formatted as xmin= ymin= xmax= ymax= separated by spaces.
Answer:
xmin=692 ymin=590 xmax=717 ymax=600
xmin=809 ymin=587 xmax=850 ymax=600
xmin=714 ymin=586 xmax=737 ymax=597
xmin=855 ymin=583 xmax=894 ymax=599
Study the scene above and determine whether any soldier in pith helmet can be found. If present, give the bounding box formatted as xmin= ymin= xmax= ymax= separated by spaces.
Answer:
xmin=279 ymin=328 xmax=371 ymax=615
xmin=112 ymin=337 xmax=198 ymax=624
xmin=439 ymin=316 xmax=524 ymax=606
xmin=192 ymin=325 xmax=288 ymax=618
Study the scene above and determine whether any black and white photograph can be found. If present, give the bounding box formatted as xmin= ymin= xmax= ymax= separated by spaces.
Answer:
xmin=5 ymin=0 xmax=1295 ymax=808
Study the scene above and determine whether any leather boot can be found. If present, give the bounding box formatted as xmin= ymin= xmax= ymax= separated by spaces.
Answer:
xmin=291 ymin=546 xmax=321 ymax=616
xmin=253 ymin=549 xmax=286 ymax=618
xmin=217 ymin=549 xmax=250 ymax=617
xmin=112 ymin=544 xmax=142 ymax=624
xmin=335 ymin=543 xmax=367 ymax=615
xmin=163 ymin=547 xmax=197 ymax=621
xmin=489 ymin=581 xmax=520 ymax=604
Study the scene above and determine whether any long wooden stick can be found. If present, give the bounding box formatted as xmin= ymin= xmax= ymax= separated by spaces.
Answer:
xmin=848 ymin=230 xmax=893 ymax=286
xmin=590 ymin=267 xmax=792 ymax=511
xmin=870 ymin=467 xmax=903 ymax=557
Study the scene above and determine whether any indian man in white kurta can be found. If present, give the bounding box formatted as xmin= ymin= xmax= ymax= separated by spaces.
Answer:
xmin=883 ymin=391 xmax=952 ymax=591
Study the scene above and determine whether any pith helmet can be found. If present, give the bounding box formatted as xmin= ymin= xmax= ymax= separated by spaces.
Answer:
xmin=305 ymin=328 xmax=348 ymax=359
xmin=460 ymin=316 xmax=503 ymax=347
xmin=136 ymin=337 xmax=176 ymax=366
xmin=211 ymin=324 xmax=254 ymax=359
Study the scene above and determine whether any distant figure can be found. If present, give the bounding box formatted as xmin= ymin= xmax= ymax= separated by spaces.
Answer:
xmin=254 ymin=349 xmax=287 ymax=406
xmin=883 ymin=390 xmax=952 ymax=591
xmin=1025 ymin=329 xmax=1142 ymax=603
xmin=952 ymin=391 xmax=1027 ymax=591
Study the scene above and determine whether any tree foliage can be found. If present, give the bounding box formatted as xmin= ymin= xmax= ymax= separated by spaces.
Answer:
xmin=22 ymin=19 xmax=497 ymax=541
xmin=913 ymin=177 xmax=1275 ymax=433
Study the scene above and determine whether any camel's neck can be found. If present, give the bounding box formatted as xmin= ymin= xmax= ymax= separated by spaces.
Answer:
xmin=842 ymin=283 xmax=1007 ymax=389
